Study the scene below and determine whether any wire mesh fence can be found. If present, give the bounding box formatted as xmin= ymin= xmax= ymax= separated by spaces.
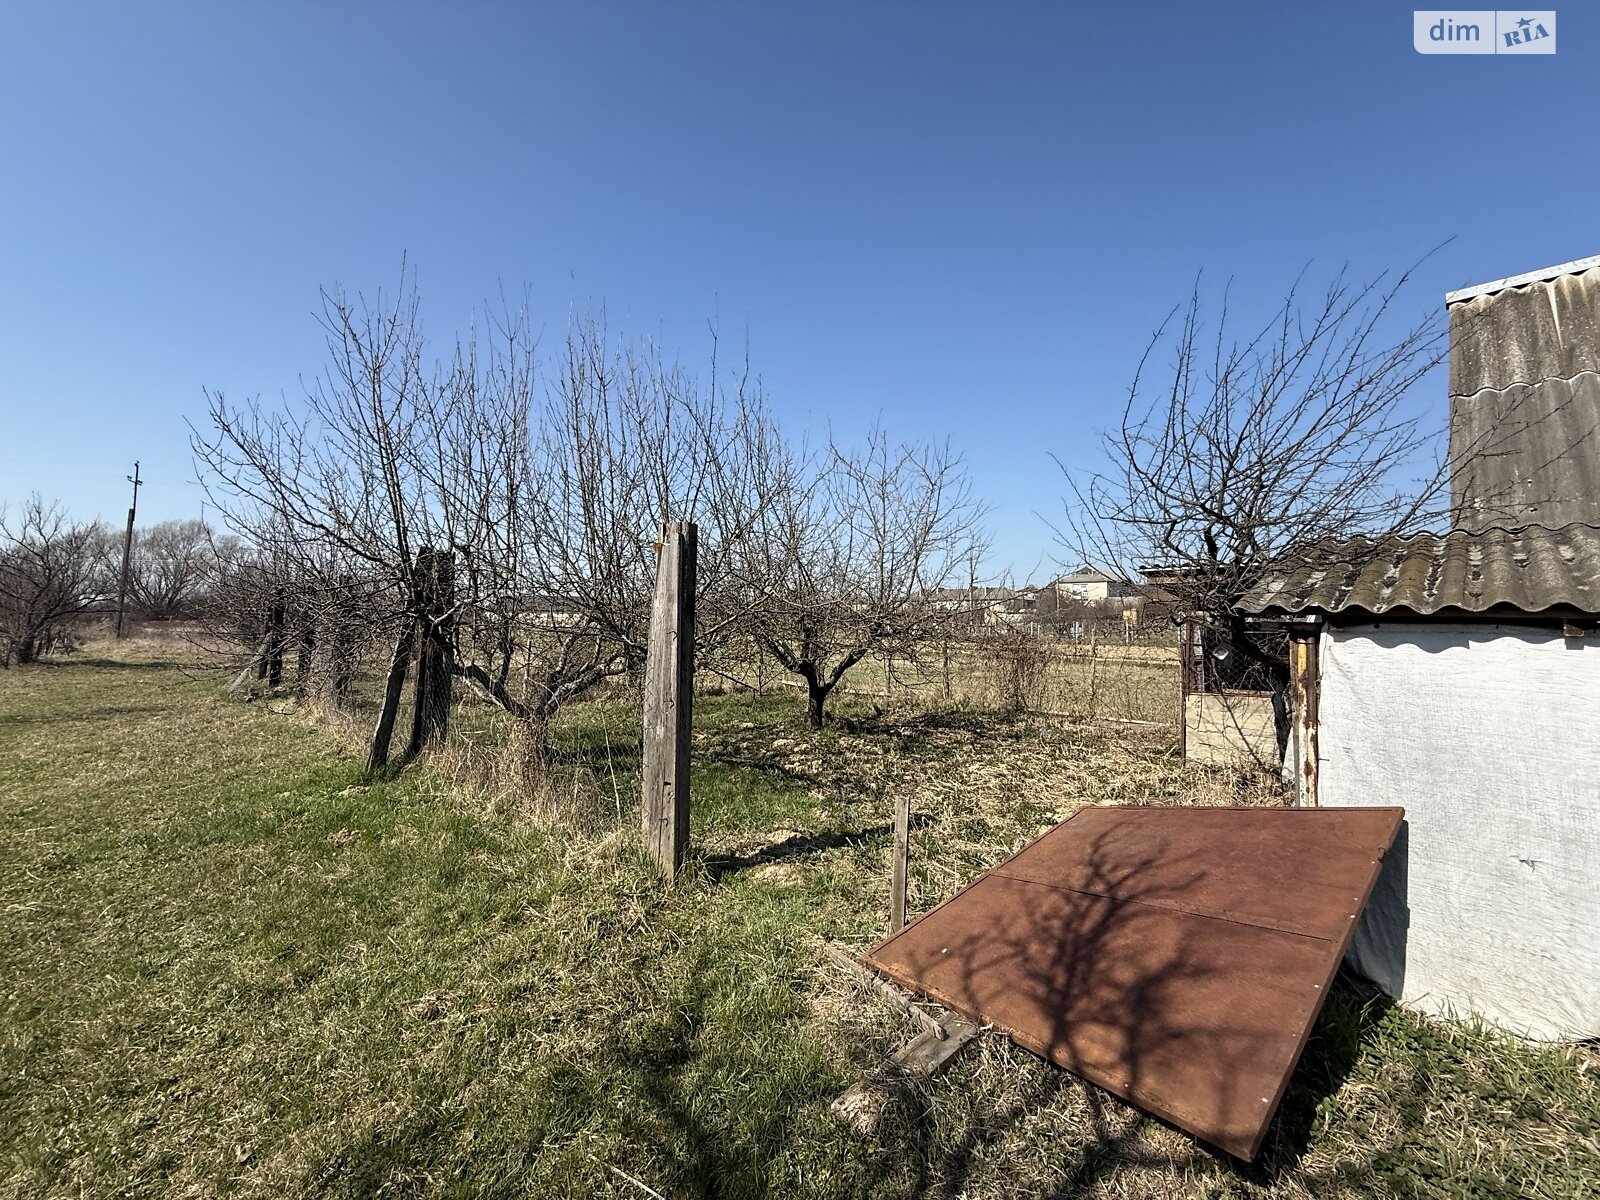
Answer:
xmin=701 ymin=622 xmax=1181 ymax=728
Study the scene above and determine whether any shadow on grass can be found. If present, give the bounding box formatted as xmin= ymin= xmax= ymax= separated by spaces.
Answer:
xmin=31 ymin=655 xmax=188 ymax=672
xmin=1030 ymin=980 xmax=1398 ymax=1199
xmin=0 ymin=702 xmax=172 ymax=725
xmin=701 ymin=813 xmax=937 ymax=882
xmin=1235 ymin=981 xmax=1401 ymax=1191
xmin=831 ymin=705 xmax=1008 ymax=741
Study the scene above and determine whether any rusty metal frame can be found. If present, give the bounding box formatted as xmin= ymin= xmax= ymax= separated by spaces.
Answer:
xmin=862 ymin=804 xmax=1403 ymax=1160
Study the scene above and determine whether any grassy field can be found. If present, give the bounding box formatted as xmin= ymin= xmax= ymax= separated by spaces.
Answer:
xmin=2 ymin=640 xmax=1597 ymax=1198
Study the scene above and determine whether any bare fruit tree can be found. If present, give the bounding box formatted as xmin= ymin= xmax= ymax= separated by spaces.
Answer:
xmin=193 ymin=277 xmax=448 ymax=767
xmin=1057 ymin=264 xmax=1448 ymax=684
xmin=0 ymin=497 xmax=111 ymax=667
xmin=129 ymin=519 xmax=220 ymax=620
xmin=740 ymin=427 xmax=988 ymax=728
xmin=444 ymin=316 xmax=779 ymax=760
xmin=194 ymin=276 xmax=783 ymax=770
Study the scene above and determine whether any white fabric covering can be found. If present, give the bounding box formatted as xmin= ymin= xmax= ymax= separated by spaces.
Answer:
xmin=1319 ymin=622 xmax=1600 ymax=1041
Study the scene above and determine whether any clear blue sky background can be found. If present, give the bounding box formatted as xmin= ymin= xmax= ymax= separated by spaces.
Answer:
xmin=2 ymin=2 xmax=1595 ymax=578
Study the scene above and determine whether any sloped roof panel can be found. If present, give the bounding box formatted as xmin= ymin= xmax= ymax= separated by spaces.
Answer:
xmin=1449 ymin=266 xmax=1600 ymax=396
xmin=1447 ymin=265 xmax=1600 ymax=530
xmin=1450 ymin=373 xmax=1600 ymax=530
xmin=1236 ymin=523 xmax=1600 ymax=617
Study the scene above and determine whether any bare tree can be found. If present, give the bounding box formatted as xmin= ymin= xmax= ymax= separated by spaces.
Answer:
xmin=444 ymin=317 xmax=781 ymax=760
xmin=740 ymin=427 xmax=988 ymax=728
xmin=193 ymin=275 xmax=444 ymax=767
xmin=1057 ymin=264 xmax=1449 ymax=685
xmin=0 ymin=497 xmax=111 ymax=666
xmin=194 ymin=276 xmax=784 ymax=770
xmin=129 ymin=519 xmax=217 ymax=619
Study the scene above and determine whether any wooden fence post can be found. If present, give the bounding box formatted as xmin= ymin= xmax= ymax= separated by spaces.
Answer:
xmin=294 ymin=622 xmax=316 ymax=692
xmin=890 ymin=793 xmax=910 ymax=934
xmin=643 ymin=521 xmax=696 ymax=879
xmin=1287 ymin=621 xmax=1321 ymax=808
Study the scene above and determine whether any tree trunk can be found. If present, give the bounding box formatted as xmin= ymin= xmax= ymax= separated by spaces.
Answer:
xmin=17 ymin=634 xmax=37 ymax=665
xmin=806 ymin=679 xmax=831 ymax=729
xmin=323 ymin=577 xmax=357 ymax=706
xmin=294 ymin=625 xmax=316 ymax=693
xmin=405 ymin=550 xmax=455 ymax=758
xmin=367 ymin=623 xmax=413 ymax=772
xmin=265 ymin=592 xmax=286 ymax=687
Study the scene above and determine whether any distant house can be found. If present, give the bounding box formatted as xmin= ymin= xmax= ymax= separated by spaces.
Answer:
xmin=986 ymin=586 xmax=1042 ymax=627
xmin=1240 ymin=255 xmax=1600 ymax=1041
xmin=1051 ymin=567 xmax=1135 ymax=602
xmin=924 ymin=586 xmax=1015 ymax=614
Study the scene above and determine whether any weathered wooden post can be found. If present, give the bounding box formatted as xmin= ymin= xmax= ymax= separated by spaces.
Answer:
xmin=642 ymin=521 xmax=696 ymax=879
xmin=890 ymin=792 xmax=910 ymax=934
xmin=1287 ymin=620 xmax=1321 ymax=808
xmin=1086 ymin=623 xmax=1099 ymax=714
xmin=328 ymin=579 xmax=357 ymax=706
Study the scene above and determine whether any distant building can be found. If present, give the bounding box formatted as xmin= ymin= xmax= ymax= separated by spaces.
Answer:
xmin=1051 ymin=567 xmax=1135 ymax=602
xmin=924 ymin=586 xmax=1015 ymax=613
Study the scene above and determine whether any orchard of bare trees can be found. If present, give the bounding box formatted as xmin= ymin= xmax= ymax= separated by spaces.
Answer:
xmin=0 ymin=497 xmax=226 ymax=666
xmin=0 ymin=499 xmax=111 ymax=667
xmin=189 ymin=277 xmax=990 ymax=771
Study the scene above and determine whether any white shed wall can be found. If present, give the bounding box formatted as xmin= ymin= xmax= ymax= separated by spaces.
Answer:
xmin=1319 ymin=622 xmax=1600 ymax=1040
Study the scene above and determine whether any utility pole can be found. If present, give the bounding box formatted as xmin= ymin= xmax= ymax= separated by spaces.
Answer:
xmin=115 ymin=462 xmax=142 ymax=639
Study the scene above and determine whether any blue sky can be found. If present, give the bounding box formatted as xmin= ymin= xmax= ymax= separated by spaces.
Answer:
xmin=2 ymin=2 xmax=1595 ymax=578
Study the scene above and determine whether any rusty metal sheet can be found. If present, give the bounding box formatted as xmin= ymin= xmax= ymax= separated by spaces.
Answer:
xmin=863 ymin=805 xmax=1403 ymax=1160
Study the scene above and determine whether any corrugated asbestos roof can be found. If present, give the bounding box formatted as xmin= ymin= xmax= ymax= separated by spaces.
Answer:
xmin=1451 ymin=373 xmax=1600 ymax=530
xmin=1237 ymin=522 xmax=1600 ymax=617
xmin=1448 ymin=265 xmax=1600 ymax=530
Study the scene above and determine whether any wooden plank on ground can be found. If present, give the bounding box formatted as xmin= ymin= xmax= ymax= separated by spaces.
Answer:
xmin=830 ymin=1015 xmax=980 ymax=1135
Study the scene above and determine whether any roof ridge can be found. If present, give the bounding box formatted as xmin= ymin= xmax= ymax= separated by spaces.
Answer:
xmin=1446 ymin=256 xmax=1600 ymax=305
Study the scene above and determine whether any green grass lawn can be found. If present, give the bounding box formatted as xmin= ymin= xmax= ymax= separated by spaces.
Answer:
xmin=1 ymin=644 xmax=1596 ymax=1198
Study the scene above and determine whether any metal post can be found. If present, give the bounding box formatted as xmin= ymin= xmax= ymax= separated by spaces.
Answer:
xmin=890 ymin=793 xmax=910 ymax=934
xmin=114 ymin=462 xmax=142 ymax=638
